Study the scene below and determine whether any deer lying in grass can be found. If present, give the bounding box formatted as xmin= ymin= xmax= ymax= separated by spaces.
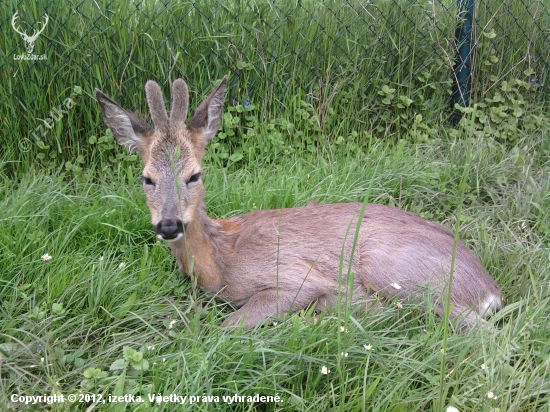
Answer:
xmin=94 ymin=76 xmax=503 ymax=328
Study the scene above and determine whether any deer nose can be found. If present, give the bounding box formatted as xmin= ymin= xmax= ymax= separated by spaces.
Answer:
xmin=156 ymin=219 xmax=184 ymax=241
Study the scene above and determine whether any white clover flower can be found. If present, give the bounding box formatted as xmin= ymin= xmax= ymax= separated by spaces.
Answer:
xmin=320 ymin=366 xmax=330 ymax=375
xmin=41 ymin=253 xmax=52 ymax=261
xmin=390 ymin=283 xmax=402 ymax=290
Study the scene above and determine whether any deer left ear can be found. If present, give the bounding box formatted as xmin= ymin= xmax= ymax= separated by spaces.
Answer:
xmin=94 ymin=89 xmax=152 ymax=154
xmin=188 ymin=76 xmax=227 ymax=143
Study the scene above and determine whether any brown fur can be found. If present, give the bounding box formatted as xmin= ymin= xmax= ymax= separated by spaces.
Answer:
xmin=94 ymin=77 xmax=503 ymax=328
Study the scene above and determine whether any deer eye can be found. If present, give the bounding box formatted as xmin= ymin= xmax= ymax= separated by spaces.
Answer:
xmin=187 ymin=172 xmax=201 ymax=184
xmin=141 ymin=176 xmax=155 ymax=186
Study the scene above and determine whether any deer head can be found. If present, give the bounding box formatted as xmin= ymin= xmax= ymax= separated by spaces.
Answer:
xmin=94 ymin=77 xmax=227 ymax=241
xmin=11 ymin=11 xmax=49 ymax=54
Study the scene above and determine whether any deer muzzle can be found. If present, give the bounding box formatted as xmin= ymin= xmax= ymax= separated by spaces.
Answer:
xmin=156 ymin=218 xmax=185 ymax=241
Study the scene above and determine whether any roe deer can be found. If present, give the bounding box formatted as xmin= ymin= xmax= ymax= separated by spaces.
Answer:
xmin=94 ymin=76 xmax=503 ymax=328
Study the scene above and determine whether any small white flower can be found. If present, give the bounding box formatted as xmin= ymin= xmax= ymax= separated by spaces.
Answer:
xmin=487 ymin=391 xmax=497 ymax=399
xmin=40 ymin=357 xmax=45 ymax=363
xmin=363 ymin=344 xmax=374 ymax=351
xmin=395 ymin=301 xmax=403 ymax=309
xmin=320 ymin=366 xmax=330 ymax=375
xmin=168 ymin=320 xmax=176 ymax=329
xmin=446 ymin=407 xmax=460 ymax=412
xmin=99 ymin=255 xmax=104 ymax=261
xmin=341 ymin=352 xmax=348 ymax=357
xmin=119 ymin=262 xmax=125 ymax=268
xmin=340 ymin=326 xmax=347 ymax=333
xmin=162 ymin=357 xmax=166 ymax=362
xmin=41 ymin=253 xmax=52 ymax=261
xmin=390 ymin=282 xmax=402 ymax=290
xmin=147 ymin=345 xmax=155 ymax=350
xmin=481 ymin=363 xmax=487 ymax=370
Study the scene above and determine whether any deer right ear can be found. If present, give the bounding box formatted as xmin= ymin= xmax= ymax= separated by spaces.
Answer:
xmin=94 ymin=89 xmax=152 ymax=153
xmin=188 ymin=76 xmax=227 ymax=143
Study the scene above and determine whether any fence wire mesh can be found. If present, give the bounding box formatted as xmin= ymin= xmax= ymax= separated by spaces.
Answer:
xmin=1 ymin=0 xmax=548 ymax=167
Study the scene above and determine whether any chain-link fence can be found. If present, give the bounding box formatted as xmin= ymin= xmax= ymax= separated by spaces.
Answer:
xmin=1 ymin=0 xmax=548 ymax=170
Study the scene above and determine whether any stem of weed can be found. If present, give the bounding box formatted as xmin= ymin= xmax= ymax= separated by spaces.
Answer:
xmin=436 ymin=105 xmax=477 ymax=411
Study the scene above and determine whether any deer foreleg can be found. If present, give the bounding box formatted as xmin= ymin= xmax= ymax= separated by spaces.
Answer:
xmin=222 ymin=284 xmax=327 ymax=328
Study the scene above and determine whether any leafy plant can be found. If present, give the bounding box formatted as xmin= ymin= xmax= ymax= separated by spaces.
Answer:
xmin=110 ymin=346 xmax=149 ymax=372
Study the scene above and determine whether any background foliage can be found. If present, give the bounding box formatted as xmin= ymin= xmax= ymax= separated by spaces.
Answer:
xmin=0 ymin=0 xmax=548 ymax=174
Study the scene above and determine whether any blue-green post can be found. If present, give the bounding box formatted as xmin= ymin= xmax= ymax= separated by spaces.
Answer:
xmin=451 ymin=0 xmax=475 ymax=124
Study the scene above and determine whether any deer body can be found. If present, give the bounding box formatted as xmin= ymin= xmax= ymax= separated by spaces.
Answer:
xmin=95 ymin=77 xmax=502 ymax=328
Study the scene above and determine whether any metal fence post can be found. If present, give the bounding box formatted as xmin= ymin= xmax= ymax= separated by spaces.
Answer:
xmin=451 ymin=0 xmax=475 ymax=125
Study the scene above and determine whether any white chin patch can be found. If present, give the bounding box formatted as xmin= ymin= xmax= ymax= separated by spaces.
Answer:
xmin=157 ymin=233 xmax=184 ymax=243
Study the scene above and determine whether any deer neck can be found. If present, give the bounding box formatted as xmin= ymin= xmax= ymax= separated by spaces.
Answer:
xmin=169 ymin=201 xmax=226 ymax=293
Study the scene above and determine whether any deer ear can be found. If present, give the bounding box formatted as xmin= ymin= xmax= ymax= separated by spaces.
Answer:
xmin=188 ymin=76 xmax=227 ymax=143
xmin=94 ymin=89 xmax=152 ymax=153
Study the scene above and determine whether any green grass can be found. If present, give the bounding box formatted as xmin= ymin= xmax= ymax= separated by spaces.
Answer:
xmin=1 ymin=130 xmax=549 ymax=411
